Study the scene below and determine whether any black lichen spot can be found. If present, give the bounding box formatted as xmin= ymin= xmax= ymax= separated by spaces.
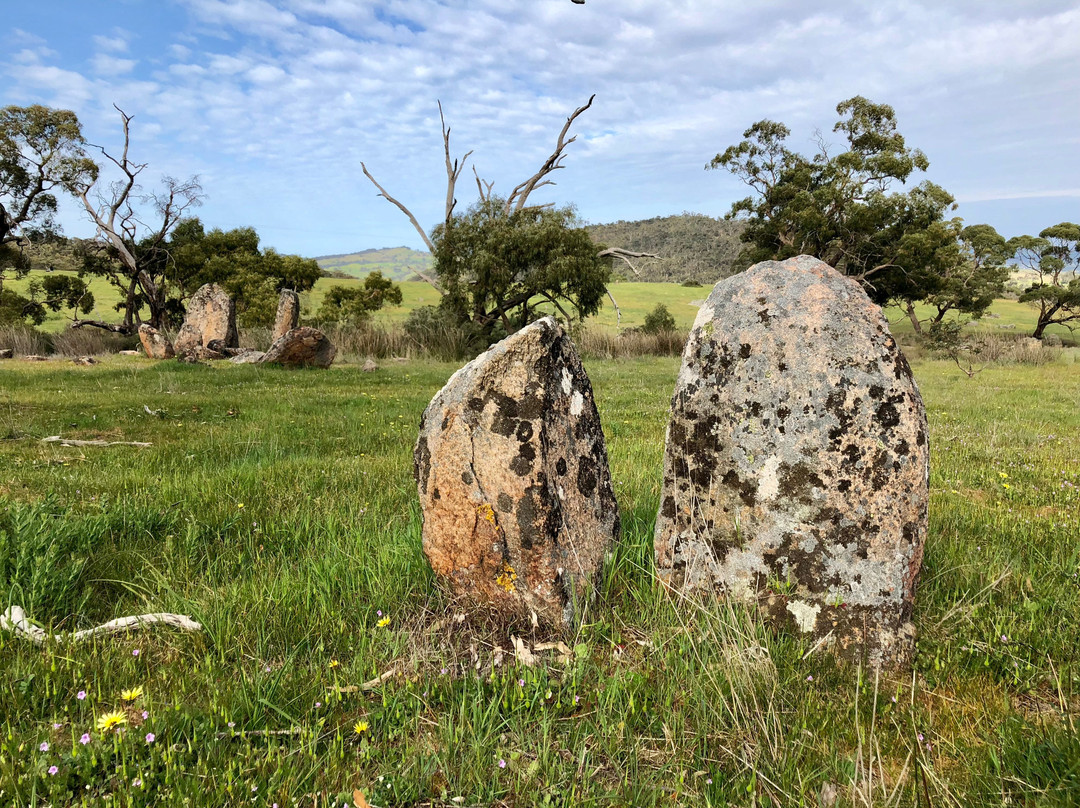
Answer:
xmin=721 ymin=469 xmax=758 ymax=507
xmin=837 ymin=478 xmax=852 ymax=493
xmin=902 ymin=522 xmax=919 ymax=544
xmin=441 ymin=414 xmax=451 ymax=431
xmin=466 ymin=397 xmax=484 ymax=413
xmin=414 ymin=436 xmax=431 ymax=493
xmin=510 ymin=454 xmax=533 ymax=476
xmin=461 ymin=471 xmax=473 ymax=485
xmin=739 ymin=343 xmax=752 ymax=359
xmin=491 ymin=412 xmax=517 ymax=438
xmin=869 ymin=384 xmax=885 ymax=400
xmin=515 ymin=420 xmax=534 ymax=443
xmin=842 ymin=443 xmax=862 ymax=466
xmin=778 ymin=463 xmax=824 ymax=505
xmin=661 ymin=496 xmax=676 ymax=519
xmin=758 ymin=309 xmax=771 ymax=324
xmin=750 ymin=401 xmax=762 ymax=417
xmin=555 ymin=457 xmax=568 ymax=476
xmin=874 ymin=395 xmax=904 ymax=430
xmin=577 ymin=456 xmax=598 ymax=497
xmin=432 ymin=488 xmax=440 ymax=500
xmin=916 ymin=428 xmax=926 ymax=447
xmin=517 ymin=394 xmax=544 ymax=421
xmin=893 ymin=350 xmax=913 ymax=381
xmin=896 ymin=439 xmax=910 ymax=457
xmin=778 ymin=361 xmax=788 ymax=372
xmin=497 ymin=492 xmax=513 ymax=512
xmin=777 ymin=406 xmax=791 ymax=421
xmin=516 ymin=492 xmax=539 ymax=550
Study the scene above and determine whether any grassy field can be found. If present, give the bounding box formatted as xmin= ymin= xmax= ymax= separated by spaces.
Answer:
xmin=1 ymin=350 xmax=1078 ymax=806
xmin=9 ymin=271 xmax=1078 ymax=345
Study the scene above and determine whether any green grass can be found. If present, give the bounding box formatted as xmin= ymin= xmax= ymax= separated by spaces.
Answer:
xmin=10 ymin=271 xmax=1078 ymax=346
xmin=1 ymin=352 xmax=1078 ymax=805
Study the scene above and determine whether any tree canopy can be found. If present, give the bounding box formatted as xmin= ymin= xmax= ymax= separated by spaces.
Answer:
xmin=1010 ymin=223 xmax=1080 ymax=338
xmin=709 ymin=96 xmax=1006 ymax=322
xmin=316 ymin=271 xmax=402 ymax=327
xmin=431 ymin=198 xmax=609 ymax=345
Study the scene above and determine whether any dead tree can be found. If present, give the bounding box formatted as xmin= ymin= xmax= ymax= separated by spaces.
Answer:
xmin=361 ymin=95 xmax=654 ymax=328
xmin=73 ymin=106 xmax=202 ymax=333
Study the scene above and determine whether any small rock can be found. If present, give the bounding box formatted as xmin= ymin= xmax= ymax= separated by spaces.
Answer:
xmin=229 ymin=350 xmax=266 ymax=364
xmin=24 ymin=355 xmax=47 ymax=362
xmin=0 ymin=348 xmax=13 ymax=359
xmin=415 ymin=317 xmax=620 ymax=628
xmin=272 ymin=289 xmax=300 ymax=342
xmin=205 ymin=339 xmax=244 ymax=357
xmin=71 ymin=356 xmax=98 ymax=366
xmin=260 ymin=327 xmax=336 ymax=368
xmin=118 ymin=350 xmax=142 ymax=356
xmin=362 ymin=359 xmax=379 ymax=372
xmin=1044 ymin=333 xmax=1063 ymax=347
xmin=138 ymin=324 xmax=175 ymax=359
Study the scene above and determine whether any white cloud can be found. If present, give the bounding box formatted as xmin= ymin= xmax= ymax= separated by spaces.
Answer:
xmin=3 ymin=0 xmax=1079 ymax=255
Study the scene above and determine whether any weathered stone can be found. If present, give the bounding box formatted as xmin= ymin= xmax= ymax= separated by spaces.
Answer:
xmin=24 ymin=355 xmax=47 ymax=362
xmin=362 ymin=359 xmax=379 ymax=372
xmin=176 ymin=346 xmax=224 ymax=362
xmin=174 ymin=284 xmax=238 ymax=357
xmin=272 ymin=289 xmax=300 ymax=342
xmin=1044 ymin=333 xmax=1063 ymax=347
xmin=118 ymin=350 xmax=142 ymax=356
xmin=138 ymin=324 xmax=174 ymax=360
xmin=654 ymin=255 xmax=928 ymax=667
xmin=414 ymin=317 xmax=620 ymax=628
xmin=229 ymin=350 xmax=266 ymax=364
xmin=205 ymin=339 xmax=244 ymax=357
xmin=0 ymin=348 xmax=13 ymax=359
xmin=260 ymin=327 xmax=336 ymax=368
xmin=72 ymin=356 xmax=98 ymax=366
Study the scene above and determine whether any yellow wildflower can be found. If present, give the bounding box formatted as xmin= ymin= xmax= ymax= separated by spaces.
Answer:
xmin=329 ymin=659 xmax=340 ymax=669
xmin=120 ymin=687 xmax=144 ymax=702
xmin=376 ymin=617 xmax=391 ymax=628
xmin=96 ymin=711 xmax=128 ymax=733
xmin=353 ymin=720 xmax=369 ymax=735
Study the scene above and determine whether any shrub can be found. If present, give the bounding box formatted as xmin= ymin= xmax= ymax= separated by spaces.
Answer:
xmin=642 ymin=303 xmax=677 ymax=335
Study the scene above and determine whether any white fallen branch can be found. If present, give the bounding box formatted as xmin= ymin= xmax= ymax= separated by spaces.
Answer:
xmin=42 ymin=436 xmax=152 ymax=448
xmin=1 ymin=605 xmax=202 ymax=645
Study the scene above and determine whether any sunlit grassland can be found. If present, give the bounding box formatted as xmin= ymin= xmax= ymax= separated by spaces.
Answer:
xmin=13 ymin=271 xmax=1077 ymax=345
xmin=1 ymin=351 xmax=1078 ymax=805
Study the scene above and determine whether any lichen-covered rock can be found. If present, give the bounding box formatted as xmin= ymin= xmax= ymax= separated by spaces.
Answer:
xmin=260 ymin=327 xmax=336 ymax=368
xmin=174 ymin=284 xmax=238 ymax=357
xmin=138 ymin=324 xmax=174 ymax=360
xmin=272 ymin=289 xmax=300 ymax=342
xmin=229 ymin=350 xmax=266 ymax=364
xmin=654 ymin=255 xmax=928 ymax=667
xmin=415 ymin=317 xmax=619 ymax=628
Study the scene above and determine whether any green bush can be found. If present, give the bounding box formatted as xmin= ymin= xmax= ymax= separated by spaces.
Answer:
xmin=642 ymin=303 xmax=677 ymax=334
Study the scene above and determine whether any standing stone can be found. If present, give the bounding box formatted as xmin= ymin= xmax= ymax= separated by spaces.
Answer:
xmin=138 ymin=324 xmax=175 ymax=360
xmin=174 ymin=284 xmax=238 ymax=358
xmin=415 ymin=317 xmax=619 ymax=628
xmin=654 ymin=255 xmax=928 ymax=667
xmin=260 ymin=327 xmax=336 ymax=368
xmin=272 ymin=289 xmax=300 ymax=343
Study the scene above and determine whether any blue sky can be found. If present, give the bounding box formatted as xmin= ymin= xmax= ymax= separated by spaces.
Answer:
xmin=4 ymin=0 xmax=1079 ymax=258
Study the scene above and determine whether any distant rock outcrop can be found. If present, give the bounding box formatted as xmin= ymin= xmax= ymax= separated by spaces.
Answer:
xmin=174 ymin=284 xmax=238 ymax=358
xmin=272 ymin=289 xmax=300 ymax=342
xmin=654 ymin=255 xmax=928 ymax=667
xmin=138 ymin=324 xmax=174 ymax=360
xmin=260 ymin=327 xmax=336 ymax=368
xmin=414 ymin=317 xmax=620 ymax=628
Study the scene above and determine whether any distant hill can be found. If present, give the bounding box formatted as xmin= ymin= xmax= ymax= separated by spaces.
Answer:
xmin=315 ymin=246 xmax=432 ymax=281
xmin=588 ymin=213 xmax=745 ymax=284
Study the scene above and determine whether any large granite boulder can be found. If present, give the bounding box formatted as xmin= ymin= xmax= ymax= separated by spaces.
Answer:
xmin=174 ymin=284 xmax=238 ymax=358
xmin=138 ymin=324 xmax=174 ymax=360
xmin=415 ymin=317 xmax=619 ymax=628
xmin=272 ymin=289 xmax=300 ymax=343
xmin=260 ymin=327 xmax=336 ymax=368
xmin=654 ymin=255 xmax=928 ymax=667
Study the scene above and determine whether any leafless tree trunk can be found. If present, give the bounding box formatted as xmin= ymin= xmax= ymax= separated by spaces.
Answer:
xmin=73 ymin=106 xmax=202 ymax=332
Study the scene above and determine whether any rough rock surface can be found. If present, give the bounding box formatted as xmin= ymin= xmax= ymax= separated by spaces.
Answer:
xmin=654 ymin=255 xmax=928 ymax=667
xmin=414 ymin=317 xmax=620 ymax=628
xmin=71 ymin=356 xmax=98 ymax=366
xmin=362 ymin=359 xmax=379 ymax=372
xmin=24 ymin=355 xmax=47 ymax=361
xmin=260 ymin=327 xmax=336 ymax=368
xmin=138 ymin=324 xmax=174 ymax=360
xmin=174 ymin=284 xmax=238 ymax=357
xmin=229 ymin=350 xmax=266 ymax=364
xmin=0 ymin=348 xmax=13 ymax=359
xmin=272 ymin=289 xmax=300 ymax=342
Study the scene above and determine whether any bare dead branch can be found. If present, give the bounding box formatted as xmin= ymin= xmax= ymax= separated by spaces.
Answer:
xmin=506 ymin=94 xmax=596 ymax=214
xmin=606 ymin=288 xmax=622 ymax=327
xmin=438 ymin=100 xmax=474 ymax=223
xmin=473 ymin=166 xmax=494 ymax=203
xmin=2 ymin=604 xmax=200 ymax=645
xmin=597 ymin=246 xmax=659 ymax=277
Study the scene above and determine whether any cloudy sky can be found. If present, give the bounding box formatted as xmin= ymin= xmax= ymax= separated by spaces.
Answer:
xmin=4 ymin=1 xmax=1079 ymax=257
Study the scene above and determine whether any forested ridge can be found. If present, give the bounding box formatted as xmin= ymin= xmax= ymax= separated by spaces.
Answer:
xmin=587 ymin=213 xmax=745 ymax=284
